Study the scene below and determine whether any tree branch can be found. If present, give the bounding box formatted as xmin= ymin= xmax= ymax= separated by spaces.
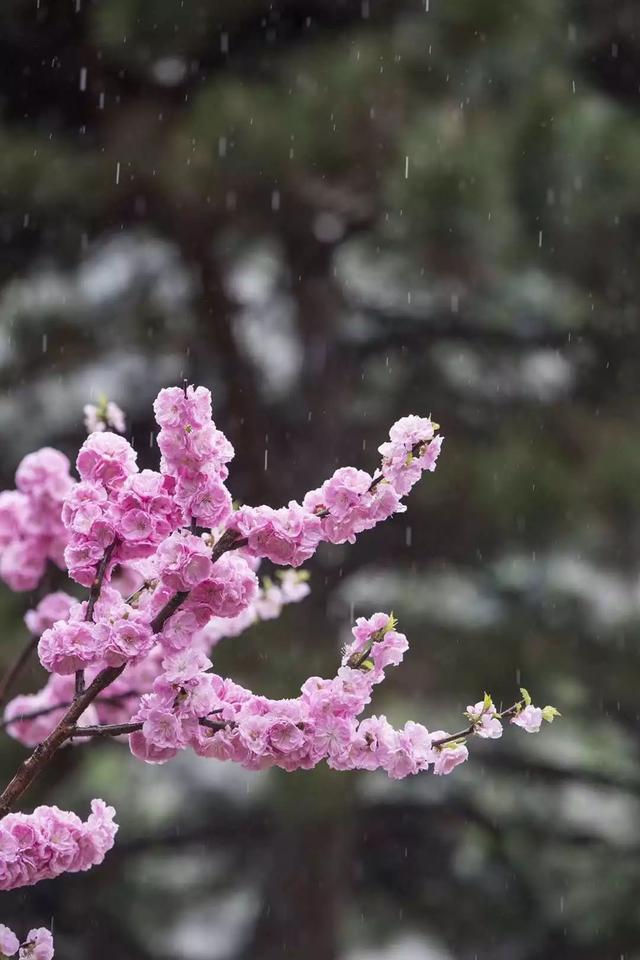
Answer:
xmin=431 ymin=701 xmax=522 ymax=748
xmin=0 ymin=527 xmax=247 ymax=817
xmin=0 ymin=661 xmax=127 ymax=817
xmin=70 ymin=721 xmax=143 ymax=738
xmin=76 ymin=540 xmax=116 ymax=697
xmin=0 ymin=690 xmax=140 ymax=732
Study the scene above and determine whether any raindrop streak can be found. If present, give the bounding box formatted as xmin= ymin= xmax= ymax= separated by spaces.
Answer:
xmin=115 ymin=162 xmax=121 ymax=185
xmin=538 ymin=230 xmax=543 ymax=248
xmin=404 ymin=155 xmax=409 ymax=179
xmin=405 ymin=526 xmax=412 ymax=547
xmin=79 ymin=67 xmax=87 ymax=91
xmin=41 ymin=334 xmax=47 ymax=354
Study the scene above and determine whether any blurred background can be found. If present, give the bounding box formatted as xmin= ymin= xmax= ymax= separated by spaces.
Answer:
xmin=0 ymin=0 xmax=639 ymax=956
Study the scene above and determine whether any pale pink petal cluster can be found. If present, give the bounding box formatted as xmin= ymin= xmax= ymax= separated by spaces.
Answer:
xmin=466 ymin=699 xmax=503 ymax=739
xmin=126 ymin=610 xmax=470 ymax=782
xmin=154 ymin=386 xmax=233 ymax=528
xmin=0 ymin=924 xmax=54 ymax=959
xmin=37 ymin=586 xmax=156 ymax=675
xmin=378 ymin=414 xmax=442 ymax=496
xmin=24 ymin=591 xmax=76 ymax=636
xmin=232 ymin=501 xmax=322 ymax=566
xmin=0 ymin=800 xmax=117 ymax=891
xmin=0 ymin=449 xmax=73 ymax=591
xmin=233 ymin=419 xmax=441 ymax=563
xmin=63 ymin=432 xmax=171 ymax=586
xmin=511 ymin=704 xmax=543 ymax=733
xmin=196 ymin=569 xmax=311 ymax=649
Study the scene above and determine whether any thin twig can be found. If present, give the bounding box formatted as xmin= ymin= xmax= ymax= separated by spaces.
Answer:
xmin=431 ymin=702 xmax=522 ymax=748
xmin=70 ymin=721 xmax=144 ymax=738
xmin=199 ymin=716 xmax=232 ymax=732
xmin=0 ymin=566 xmax=57 ymax=710
xmin=0 ymin=635 xmax=40 ymax=712
xmin=0 ymin=691 xmax=140 ymax=731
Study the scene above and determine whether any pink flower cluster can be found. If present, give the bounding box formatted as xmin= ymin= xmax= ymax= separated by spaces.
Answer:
xmin=196 ymin=569 xmax=311 ymax=648
xmin=24 ymin=592 xmax=76 ymax=637
xmin=0 ymin=800 xmax=117 ymax=892
xmin=232 ymin=417 xmax=441 ymax=559
xmin=154 ymin=386 xmax=234 ymax=528
xmin=5 ymin=571 xmax=311 ymax=749
xmin=0 ymin=382 xmax=559 ymax=902
xmin=0 ymin=924 xmax=53 ymax=959
xmin=125 ymin=612 xmax=468 ymax=779
xmin=378 ymin=414 xmax=443 ymax=496
xmin=37 ymin=585 xmax=155 ymax=675
xmin=63 ymin=434 xmax=185 ymax=585
xmin=0 ymin=449 xmax=73 ymax=591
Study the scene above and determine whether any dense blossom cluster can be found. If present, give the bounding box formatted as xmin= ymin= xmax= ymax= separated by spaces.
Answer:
xmin=230 ymin=417 xmax=442 ymax=559
xmin=154 ymin=385 xmax=234 ymax=528
xmin=0 ymin=799 xmax=117 ymax=892
xmin=0 ymin=449 xmax=72 ymax=591
xmin=0 ymin=924 xmax=53 ymax=959
xmin=0 ymin=383 xmax=558 ymax=925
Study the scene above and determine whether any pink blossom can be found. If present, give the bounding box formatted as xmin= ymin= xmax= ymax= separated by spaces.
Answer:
xmin=38 ymin=620 xmax=101 ymax=675
xmin=160 ymin=609 xmax=202 ymax=651
xmin=76 ymin=432 xmax=137 ymax=491
xmin=24 ymin=592 xmax=75 ymax=636
xmin=378 ymin=415 xmax=441 ymax=496
xmin=0 ymin=924 xmax=19 ymax=956
xmin=233 ymin=501 xmax=322 ymax=567
xmin=155 ymin=531 xmax=212 ymax=591
xmin=466 ymin=700 xmax=503 ymax=739
xmin=432 ymin=737 xmax=469 ymax=775
xmin=0 ymin=491 xmax=28 ymax=548
xmin=16 ymin=448 xmax=72 ymax=502
xmin=0 ymin=449 xmax=73 ymax=591
xmin=188 ymin=553 xmax=258 ymax=619
xmin=0 ymin=800 xmax=117 ymax=891
xmin=19 ymin=928 xmax=54 ymax=960
xmin=511 ymin=705 xmax=543 ymax=733
xmin=102 ymin=615 xmax=155 ymax=667
xmin=349 ymin=715 xmax=397 ymax=771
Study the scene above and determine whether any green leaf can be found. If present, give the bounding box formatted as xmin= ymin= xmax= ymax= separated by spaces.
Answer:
xmin=483 ymin=691 xmax=493 ymax=711
xmin=520 ymin=687 xmax=532 ymax=707
xmin=385 ymin=613 xmax=398 ymax=633
xmin=542 ymin=705 xmax=561 ymax=723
